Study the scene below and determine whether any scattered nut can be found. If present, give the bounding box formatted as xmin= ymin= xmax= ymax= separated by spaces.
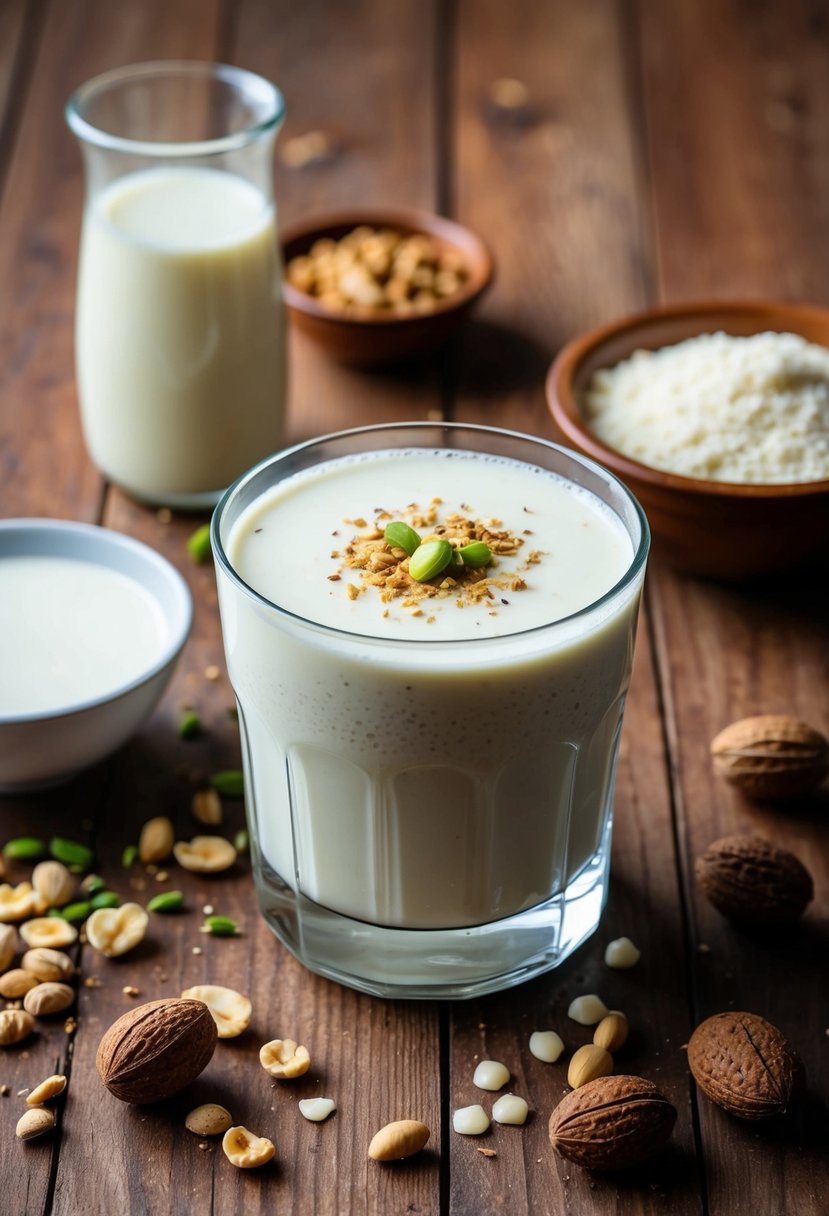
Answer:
xmin=472 ymin=1060 xmax=510 ymax=1091
xmin=19 ymin=918 xmax=78 ymax=949
xmin=0 ymin=969 xmax=39 ymax=999
xmin=549 ymin=1075 xmax=677 ymax=1171
xmin=96 ymin=998 xmax=218 ymax=1104
xmin=31 ymin=861 xmax=74 ymax=909
xmin=23 ymin=982 xmax=75 ymax=1018
xmin=185 ymin=1103 xmax=234 ymax=1136
xmin=604 ymin=936 xmax=641 ymax=968
xmin=567 ymin=1044 xmax=614 ymax=1089
xmin=298 ymin=1098 xmax=336 ymax=1122
xmin=0 ymin=882 xmax=38 ymax=923
xmin=0 ymin=1009 xmax=35 ymax=1047
xmin=492 ymin=1094 xmax=529 ymax=1125
xmin=593 ymin=1012 xmax=629 ymax=1053
xmin=138 ymin=817 xmax=175 ymax=864
xmin=567 ymin=994 xmax=609 ymax=1025
xmin=26 ymin=1074 xmax=67 ymax=1105
xmin=16 ymin=1107 xmax=56 ymax=1140
xmin=182 ymin=984 xmax=251 ymax=1039
xmin=20 ymin=948 xmax=75 ymax=983
xmin=368 ymin=1119 xmax=430 ymax=1161
xmin=173 ymin=836 xmax=237 ymax=873
xmin=687 ymin=1011 xmax=801 ymax=1119
xmin=452 ymin=1104 xmax=490 ymax=1135
xmin=222 ymin=1125 xmax=275 ymax=1168
xmin=711 ymin=714 xmax=829 ymax=799
xmin=86 ymin=903 xmax=149 ymax=957
xmin=529 ymin=1030 xmax=565 ymax=1063
xmin=259 ymin=1037 xmax=311 ymax=1078
xmin=191 ymin=789 xmax=223 ymax=827
xmin=0 ymin=923 xmax=17 ymax=971
xmin=695 ymin=834 xmax=813 ymax=925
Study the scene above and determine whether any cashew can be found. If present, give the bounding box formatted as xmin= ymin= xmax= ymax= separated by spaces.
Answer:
xmin=0 ymin=882 xmax=38 ymax=923
xmin=185 ymin=1103 xmax=233 ymax=1136
xmin=181 ymin=984 xmax=251 ymax=1039
xmin=173 ymin=836 xmax=237 ymax=873
xmin=31 ymin=861 xmax=74 ymax=909
xmin=86 ymin=903 xmax=148 ymax=957
xmin=222 ymin=1125 xmax=275 ymax=1168
xmin=19 ymin=918 xmax=78 ymax=949
xmin=259 ymin=1038 xmax=311 ymax=1079
xmin=138 ymin=816 xmax=175 ymax=863
xmin=26 ymin=1074 xmax=67 ymax=1105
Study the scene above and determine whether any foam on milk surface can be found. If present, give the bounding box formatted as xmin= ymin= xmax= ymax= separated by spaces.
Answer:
xmin=228 ymin=449 xmax=633 ymax=641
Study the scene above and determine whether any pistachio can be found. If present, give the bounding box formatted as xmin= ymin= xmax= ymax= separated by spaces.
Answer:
xmin=49 ymin=837 xmax=94 ymax=871
xmin=32 ymin=861 xmax=75 ymax=909
xmin=55 ymin=900 xmax=92 ymax=924
xmin=201 ymin=915 xmax=239 ymax=937
xmin=384 ymin=521 xmax=422 ymax=556
xmin=181 ymin=984 xmax=251 ymax=1039
xmin=457 ymin=541 xmax=492 ymax=568
xmin=174 ymin=836 xmax=237 ymax=873
xmin=146 ymin=890 xmax=184 ymax=914
xmin=178 ymin=710 xmax=202 ymax=740
xmin=86 ymin=903 xmax=148 ymax=957
xmin=138 ymin=817 xmax=174 ymax=864
xmin=19 ymin=918 xmax=78 ymax=949
xmin=259 ymin=1038 xmax=311 ymax=1078
xmin=210 ymin=770 xmax=244 ymax=798
xmin=3 ymin=838 xmax=47 ymax=863
xmin=408 ymin=538 xmax=453 ymax=582
xmin=89 ymin=891 xmax=120 ymax=910
xmin=222 ymin=1125 xmax=275 ymax=1169
xmin=121 ymin=845 xmax=139 ymax=869
xmin=187 ymin=524 xmax=212 ymax=564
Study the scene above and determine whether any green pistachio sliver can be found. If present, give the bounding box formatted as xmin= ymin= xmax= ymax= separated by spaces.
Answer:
xmin=2 ymin=837 xmax=48 ymax=862
xmin=408 ymin=538 xmax=453 ymax=583
xmin=202 ymin=915 xmax=239 ymax=937
xmin=57 ymin=901 xmax=92 ymax=924
xmin=81 ymin=873 xmax=106 ymax=896
xmin=147 ymin=890 xmax=185 ymax=914
xmin=211 ymin=770 xmax=244 ymax=798
xmin=233 ymin=828 xmax=249 ymax=855
xmin=457 ymin=541 xmax=493 ymax=569
xmin=383 ymin=521 xmax=422 ymax=557
xmin=178 ymin=710 xmax=202 ymax=740
xmin=49 ymin=837 xmax=94 ymax=871
xmin=187 ymin=523 xmax=212 ymax=564
xmin=90 ymin=891 xmax=120 ymax=910
xmin=121 ymin=844 xmax=139 ymax=869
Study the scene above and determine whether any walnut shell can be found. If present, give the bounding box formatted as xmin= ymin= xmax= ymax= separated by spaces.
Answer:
xmin=711 ymin=715 xmax=829 ymax=800
xmin=96 ymin=998 xmax=217 ymax=1104
xmin=548 ymin=1075 xmax=677 ymax=1171
xmin=687 ymin=1012 xmax=801 ymax=1120
xmin=695 ymin=834 xmax=813 ymax=925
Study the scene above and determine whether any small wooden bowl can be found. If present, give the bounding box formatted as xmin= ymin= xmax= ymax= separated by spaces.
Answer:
xmin=280 ymin=208 xmax=493 ymax=366
xmin=546 ymin=300 xmax=829 ymax=579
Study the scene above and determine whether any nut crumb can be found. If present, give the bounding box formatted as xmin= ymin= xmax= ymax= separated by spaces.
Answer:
xmin=192 ymin=946 xmax=202 ymax=956
xmin=155 ymin=871 xmax=168 ymax=883
xmin=64 ymin=1018 xmax=77 ymax=1035
xmin=204 ymin=665 xmax=221 ymax=682
xmin=122 ymin=986 xmax=140 ymax=997
xmin=477 ymin=1147 xmax=497 ymax=1158
xmin=0 ymin=1085 xmax=9 ymax=1096
xmin=156 ymin=508 xmax=172 ymax=524
xmin=83 ymin=977 xmax=102 ymax=989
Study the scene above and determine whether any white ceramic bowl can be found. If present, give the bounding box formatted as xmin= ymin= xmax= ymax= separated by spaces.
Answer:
xmin=0 ymin=519 xmax=192 ymax=792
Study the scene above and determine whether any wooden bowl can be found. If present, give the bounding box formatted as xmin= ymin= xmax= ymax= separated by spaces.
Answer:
xmin=546 ymin=300 xmax=829 ymax=579
xmin=280 ymin=208 xmax=493 ymax=366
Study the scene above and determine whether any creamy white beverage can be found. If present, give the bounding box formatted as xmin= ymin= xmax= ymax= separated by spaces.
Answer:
xmin=0 ymin=555 xmax=167 ymax=715
xmin=76 ymin=166 xmax=285 ymax=503
xmin=221 ymin=447 xmax=641 ymax=935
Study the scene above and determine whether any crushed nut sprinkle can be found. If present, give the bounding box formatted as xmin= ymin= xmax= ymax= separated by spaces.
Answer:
xmin=332 ymin=503 xmax=540 ymax=617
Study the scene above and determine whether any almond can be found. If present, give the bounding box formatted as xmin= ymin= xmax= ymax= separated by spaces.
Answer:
xmin=548 ymin=1075 xmax=676 ymax=1171
xmin=711 ymin=714 xmax=829 ymax=800
xmin=687 ymin=1011 xmax=800 ymax=1120
xmin=695 ymin=834 xmax=813 ymax=925
xmin=96 ymin=997 xmax=217 ymax=1104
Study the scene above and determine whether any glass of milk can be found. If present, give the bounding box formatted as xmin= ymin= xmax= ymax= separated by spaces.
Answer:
xmin=66 ymin=62 xmax=286 ymax=508
xmin=212 ymin=423 xmax=650 ymax=998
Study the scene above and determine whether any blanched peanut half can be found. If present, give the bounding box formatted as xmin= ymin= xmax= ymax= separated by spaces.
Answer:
xmin=492 ymin=1094 xmax=529 ymax=1125
xmin=473 ymin=1060 xmax=510 ymax=1091
xmin=185 ymin=1103 xmax=233 ymax=1136
xmin=452 ymin=1104 xmax=490 ymax=1135
xmin=259 ymin=1038 xmax=311 ymax=1078
xmin=174 ymin=836 xmax=236 ymax=873
xmin=182 ymin=984 xmax=251 ymax=1039
xmin=368 ymin=1119 xmax=430 ymax=1161
xmin=0 ymin=968 xmax=39 ymax=998
xmin=31 ymin=861 xmax=74 ymax=909
xmin=529 ymin=1030 xmax=565 ymax=1063
xmin=21 ymin=948 xmax=75 ymax=983
xmin=19 ymin=918 xmax=78 ymax=949
xmin=298 ymin=1098 xmax=336 ymax=1122
xmin=222 ymin=1125 xmax=275 ymax=1168
xmin=138 ymin=816 xmax=175 ymax=863
xmin=0 ymin=882 xmax=39 ymax=923
xmin=567 ymin=994 xmax=609 ymax=1025
xmin=0 ymin=923 xmax=17 ymax=971
xmin=86 ymin=903 xmax=148 ymax=957
xmin=191 ymin=789 xmax=223 ymax=827
xmin=26 ymin=1074 xmax=67 ymax=1105
xmin=16 ymin=1108 xmax=55 ymax=1140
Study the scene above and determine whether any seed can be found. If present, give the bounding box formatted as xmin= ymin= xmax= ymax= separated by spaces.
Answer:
xmin=56 ymin=901 xmax=92 ymax=924
xmin=593 ymin=1011 xmax=629 ymax=1053
xmin=16 ymin=1107 xmax=55 ymax=1140
xmin=452 ymin=1104 xmax=490 ymax=1135
xmin=192 ymin=789 xmax=222 ymax=827
xmin=26 ymin=1074 xmax=67 ymax=1105
xmin=121 ymin=845 xmax=139 ymax=869
xmin=210 ymin=770 xmax=244 ymax=798
xmin=604 ymin=936 xmax=641 ymax=968
xmin=49 ymin=838 xmax=94 ymax=871
xmin=2 ymin=838 xmax=48 ymax=863
xmin=147 ymin=890 xmax=184 ymax=914
xmin=138 ymin=817 xmax=174 ymax=864
xmin=567 ymin=994 xmax=609 ymax=1025
xmin=492 ymin=1094 xmax=529 ymax=1125
xmin=529 ymin=1030 xmax=565 ymax=1063
xmin=383 ymin=521 xmax=421 ymax=556
xmin=201 ymin=915 xmax=238 ymax=937
xmin=473 ymin=1060 xmax=510 ymax=1091
xmin=90 ymin=891 xmax=120 ymax=910
xmin=298 ymin=1098 xmax=336 ymax=1123
xmin=457 ymin=541 xmax=493 ymax=569
xmin=178 ymin=710 xmax=202 ymax=740
xmin=567 ymin=1044 xmax=614 ymax=1089
xmin=187 ymin=524 xmax=212 ymax=564
xmin=408 ymin=538 xmax=453 ymax=582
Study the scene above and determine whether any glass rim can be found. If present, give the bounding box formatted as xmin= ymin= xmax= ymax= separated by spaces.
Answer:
xmin=65 ymin=59 xmax=285 ymax=158
xmin=211 ymin=421 xmax=651 ymax=649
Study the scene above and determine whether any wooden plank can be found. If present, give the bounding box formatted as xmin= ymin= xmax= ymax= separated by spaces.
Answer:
xmin=449 ymin=2 xmax=702 ymax=1213
xmin=642 ymin=2 xmax=829 ymax=1212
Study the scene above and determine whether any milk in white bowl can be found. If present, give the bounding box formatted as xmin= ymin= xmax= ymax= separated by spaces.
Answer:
xmin=213 ymin=425 xmax=649 ymax=997
xmin=75 ymin=166 xmax=285 ymax=505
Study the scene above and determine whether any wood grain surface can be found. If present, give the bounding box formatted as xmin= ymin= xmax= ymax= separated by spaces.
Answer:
xmin=0 ymin=2 xmax=827 ymax=1214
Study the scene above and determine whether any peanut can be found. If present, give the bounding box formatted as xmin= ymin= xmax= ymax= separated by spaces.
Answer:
xmin=368 ymin=1119 xmax=430 ymax=1161
xmin=23 ymin=982 xmax=75 ymax=1018
xmin=259 ymin=1038 xmax=311 ymax=1079
xmin=567 ymin=1044 xmax=614 ymax=1089
xmin=26 ymin=1074 xmax=67 ymax=1105
xmin=19 ymin=918 xmax=78 ymax=949
xmin=31 ymin=861 xmax=74 ymax=909
xmin=138 ymin=817 xmax=174 ymax=864
xmin=0 ymin=882 xmax=38 ymax=923
xmin=593 ymin=1011 xmax=629 ymax=1053
xmin=86 ymin=903 xmax=148 ymax=957
xmin=0 ymin=1009 xmax=34 ymax=1047
xmin=181 ymin=984 xmax=251 ymax=1039
xmin=20 ymin=948 xmax=75 ymax=983
xmin=16 ymin=1107 xmax=55 ymax=1140
xmin=173 ymin=836 xmax=236 ymax=874
xmin=0 ymin=969 xmax=38 ymax=998
xmin=222 ymin=1125 xmax=275 ymax=1169
xmin=0 ymin=923 xmax=17 ymax=971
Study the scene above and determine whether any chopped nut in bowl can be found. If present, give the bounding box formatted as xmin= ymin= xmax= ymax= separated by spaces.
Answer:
xmin=281 ymin=209 xmax=493 ymax=366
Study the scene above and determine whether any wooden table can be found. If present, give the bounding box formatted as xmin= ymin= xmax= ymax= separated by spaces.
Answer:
xmin=1 ymin=2 xmax=827 ymax=1213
